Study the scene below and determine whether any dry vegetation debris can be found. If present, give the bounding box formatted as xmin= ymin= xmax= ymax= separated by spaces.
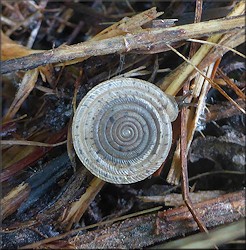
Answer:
xmin=1 ymin=1 xmax=245 ymax=249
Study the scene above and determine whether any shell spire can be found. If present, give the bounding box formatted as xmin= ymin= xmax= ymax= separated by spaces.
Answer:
xmin=72 ymin=78 xmax=178 ymax=184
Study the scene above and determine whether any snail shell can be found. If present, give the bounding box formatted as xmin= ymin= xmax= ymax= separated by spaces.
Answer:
xmin=72 ymin=78 xmax=178 ymax=184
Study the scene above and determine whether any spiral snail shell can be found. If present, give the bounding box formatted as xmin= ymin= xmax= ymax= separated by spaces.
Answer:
xmin=72 ymin=78 xmax=178 ymax=184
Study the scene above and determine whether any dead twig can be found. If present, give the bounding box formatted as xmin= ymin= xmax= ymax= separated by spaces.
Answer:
xmin=1 ymin=139 xmax=67 ymax=148
xmin=1 ymin=15 xmax=244 ymax=74
xmin=137 ymin=190 xmax=225 ymax=206
xmin=19 ymin=190 xmax=245 ymax=249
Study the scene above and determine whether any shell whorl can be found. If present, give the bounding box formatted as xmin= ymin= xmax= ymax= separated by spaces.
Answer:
xmin=72 ymin=78 xmax=178 ymax=184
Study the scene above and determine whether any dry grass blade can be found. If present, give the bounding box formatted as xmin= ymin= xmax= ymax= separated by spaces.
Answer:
xmin=3 ymin=68 xmax=39 ymax=122
xmin=58 ymin=177 xmax=105 ymax=231
xmin=187 ymin=38 xmax=246 ymax=59
xmin=1 ymin=31 xmax=43 ymax=60
xmin=154 ymin=219 xmax=245 ymax=249
xmin=1 ymin=139 xmax=67 ymax=148
xmin=161 ymin=1 xmax=245 ymax=95
xmin=166 ymin=40 xmax=244 ymax=185
xmin=167 ymin=44 xmax=246 ymax=114
xmin=1 ymin=114 xmax=27 ymax=125
xmin=165 ymin=1 xmax=245 ymax=186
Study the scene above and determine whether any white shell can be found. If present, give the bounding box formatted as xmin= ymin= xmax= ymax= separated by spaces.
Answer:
xmin=72 ymin=78 xmax=178 ymax=184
